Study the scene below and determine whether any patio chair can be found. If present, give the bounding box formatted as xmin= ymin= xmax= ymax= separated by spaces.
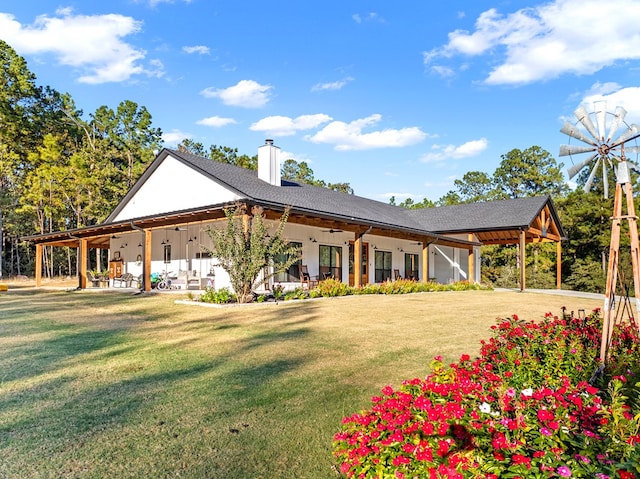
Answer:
xmin=300 ymin=264 xmax=318 ymax=289
xmin=113 ymin=272 xmax=134 ymax=288
xmin=87 ymin=271 xmax=101 ymax=288
xmin=394 ymin=269 xmax=402 ymax=280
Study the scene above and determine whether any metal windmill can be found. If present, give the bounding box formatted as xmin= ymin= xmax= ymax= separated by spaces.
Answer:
xmin=559 ymin=101 xmax=640 ymax=363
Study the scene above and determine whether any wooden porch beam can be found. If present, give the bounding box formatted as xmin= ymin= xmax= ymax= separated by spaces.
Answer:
xmin=144 ymin=229 xmax=152 ymax=292
xmin=557 ymin=241 xmax=562 ymax=290
xmin=353 ymin=233 xmax=362 ymax=288
xmin=519 ymin=229 xmax=526 ymax=292
xmin=79 ymin=238 xmax=88 ymax=289
xmin=35 ymin=243 xmax=42 ymax=287
xmin=422 ymin=241 xmax=429 ymax=283
xmin=467 ymin=234 xmax=475 ymax=283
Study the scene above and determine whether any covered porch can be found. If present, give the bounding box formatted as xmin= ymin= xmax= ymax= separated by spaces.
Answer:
xmin=24 ymin=201 xmax=480 ymax=292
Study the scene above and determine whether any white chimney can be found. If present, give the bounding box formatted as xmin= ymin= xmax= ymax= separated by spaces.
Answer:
xmin=258 ymin=139 xmax=281 ymax=186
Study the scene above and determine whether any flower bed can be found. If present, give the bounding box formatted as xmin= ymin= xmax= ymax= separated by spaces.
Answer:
xmin=333 ymin=311 xmax=640 ymax=478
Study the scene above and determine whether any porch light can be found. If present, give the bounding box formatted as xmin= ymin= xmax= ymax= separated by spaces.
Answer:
xmin=309 ymin=237 xmax=317 ymax=243
xmin=120 ymin=243 xmax=127 ymax=249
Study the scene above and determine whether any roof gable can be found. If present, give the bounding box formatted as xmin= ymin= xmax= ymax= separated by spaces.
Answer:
xmin=406 ymin=196 xmax=565 ymax=243
xmin=108 ymin=151 xmax=243 ymax=222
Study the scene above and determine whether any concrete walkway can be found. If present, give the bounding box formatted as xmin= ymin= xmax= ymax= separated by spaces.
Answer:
xmin=495 ymin=288 xmax=605 ymax=301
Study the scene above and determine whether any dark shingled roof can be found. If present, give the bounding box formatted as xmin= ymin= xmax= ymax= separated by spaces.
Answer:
xmin=105 ymin=148 xmax=564 ymax=242
xmin=405 ymin=196 xmax=564 ymax=236
xmin=166 ymin=149 xmax=432 ymax=234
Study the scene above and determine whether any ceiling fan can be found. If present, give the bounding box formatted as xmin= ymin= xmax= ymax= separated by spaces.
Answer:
xmin=322 ymin=228 xmax=343 ymax=233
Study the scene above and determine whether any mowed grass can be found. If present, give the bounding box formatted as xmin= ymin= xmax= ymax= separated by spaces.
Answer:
xmin=0 ymin=287 xmax=602 ymax=479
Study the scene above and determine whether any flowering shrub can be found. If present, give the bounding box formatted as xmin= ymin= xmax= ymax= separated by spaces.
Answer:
xmin=333 ymin=311 xmax=640 ymax=478
xmin=309 ymin=279 xmax=490 ymax=298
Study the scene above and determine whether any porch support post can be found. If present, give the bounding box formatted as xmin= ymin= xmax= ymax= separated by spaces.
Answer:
xmin=467 ymin=234 xmax=475 ymax=283
xmin=422 ymin=241 xmax=429 ymax=283
xmin=353 ymin=232 xmax=362 ymax=288
xmin=144 ymin=229 xmax=152 ymax=292
xmin=519 ymin=229 xmax=526 ymax=292
xmin=556 ymin=241 xmax=562 ymax=290
xmin=35 ymin=243 xmax=42 ymax=287
xmin=79 ymin=238 xmax=88 ymax=289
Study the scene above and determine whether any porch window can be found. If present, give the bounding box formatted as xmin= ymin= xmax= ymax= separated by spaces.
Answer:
xmin=319 ymin=245 xmax=342 ymax=280
xmin=405 ymin=253 xmax=419 ymax=280
xmin=273 ymin=242 xmax=302 ymax=282
xmin=163 ymin=244 xmax=171 ymax=264
xmin=374 ymin=250 xmax=392 ymax=282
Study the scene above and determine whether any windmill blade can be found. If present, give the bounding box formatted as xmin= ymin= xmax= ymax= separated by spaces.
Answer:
xmin=584 ymin=157 xmax=602 ymax=193
xmin=559 ymin=144 xmax=596 ymax=157
xmin=595 ymin=100 xmax=607 ymax=142
xmin=606 ymin=106 xmax=627 ymax=143
xmin=623 ymin=145 xmax=640 ymax=155
xmin=567 ymin=154 xmax=596 ymax=179
xmin=560 ymin=121 xmax=597 ymax=145
xmin=574 ymin=105 xmax=600 ymax=141
xmin=612 ymin=124 xmax=640 ymax=148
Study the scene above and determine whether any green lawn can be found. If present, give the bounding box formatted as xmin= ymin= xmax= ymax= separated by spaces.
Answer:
xmin=0 ymin=288 xmax=602 ymax=479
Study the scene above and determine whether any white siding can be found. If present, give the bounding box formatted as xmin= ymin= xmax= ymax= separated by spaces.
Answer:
xmin=113 ymin=155 xmax=242 ymax=221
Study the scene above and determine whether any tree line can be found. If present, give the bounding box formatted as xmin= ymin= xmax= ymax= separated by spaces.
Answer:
xmin=0 ymin=39 xmax=629 ymax=293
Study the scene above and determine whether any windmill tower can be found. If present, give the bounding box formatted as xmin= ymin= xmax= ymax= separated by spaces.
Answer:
xmin=560 ymin=101 xmax=640 ymax=363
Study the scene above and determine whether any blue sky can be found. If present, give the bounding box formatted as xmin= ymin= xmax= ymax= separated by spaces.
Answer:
xmin=2 ymin=0 xmax=640 ymax=203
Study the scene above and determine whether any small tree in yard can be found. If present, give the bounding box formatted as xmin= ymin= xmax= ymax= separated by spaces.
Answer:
xmin=204 ymin=203 xmax=301 ymax=303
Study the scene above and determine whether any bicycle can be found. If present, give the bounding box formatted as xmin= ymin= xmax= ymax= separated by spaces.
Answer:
xmin=155 ymin=271 xmax=177 ymax=290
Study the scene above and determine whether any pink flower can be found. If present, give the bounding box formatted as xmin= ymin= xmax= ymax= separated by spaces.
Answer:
xmin=557 ymin=465 xmax=572 ymax=477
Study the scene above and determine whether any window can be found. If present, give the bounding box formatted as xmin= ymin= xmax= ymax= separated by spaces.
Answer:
xmin=163 ymin=244 xmax=171 ymax=264
xmin=273 ymin=242 xmax=302 ymax=282
xmin=319 ymin=245 xmax=342 ymax=280
xmin=405 ymin=253 xmax=419 ymax=280
xmin=374 ymin=250 xmax=392 ymax=283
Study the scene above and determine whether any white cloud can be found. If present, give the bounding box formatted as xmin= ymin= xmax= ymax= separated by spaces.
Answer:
xmin=352 ymin=12 xmax=384 ymax=24
xmin=580 ymin=84 xmax=640 ymax=122
xmin=196 ymin=116 xmax=237 ymax=127
xmin=311 ymin=77 xmax=354 ymax=92
xmin=250 ymin=114 xmax=332 ymax=137
xmin=0 ymin=10 xmax=161 ymax=84
xmin=306 ymin=114 xmax=427 ymax=151
xmin=280 ymin=150 xmax=313 ymax=164
xmin=200 ymin=80 xmax=272 ymax=108
xmin=162 ymin=129 xmax=191 ymax=145
xmin=183 ymin=45 xmax=210 ymax=55
xmin=424 ymin=0 xmax=640 ymax=85
xmin=420 ymin=138 xmax=488 ymax=163
xmin=147 ymin=0 xmax=192 ymax=6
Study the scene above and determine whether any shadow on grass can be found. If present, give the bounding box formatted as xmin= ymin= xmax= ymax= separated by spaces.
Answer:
xmin=0 ymin=290 xmax=327 ymax=478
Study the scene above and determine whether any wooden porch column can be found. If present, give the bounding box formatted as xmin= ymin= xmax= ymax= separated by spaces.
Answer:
xmin=519 ymin=230 xmax=526 ymax=292
xmin=422 ymin=241 xmax=429 ymax=283
xmin=35 ymin=243 xmax=42 ymax=287
xmin=556 ymin=241 xmax=562 ymax=290
xmin=467 ymin=234 xmax=475 ymax=283
xmin=79 ymin=238 xmax=88 ymax=289
xmin=353 ymin=233 xmax=362 ymax=288
xmin=144 ymin=229 xmax=152 ymax=292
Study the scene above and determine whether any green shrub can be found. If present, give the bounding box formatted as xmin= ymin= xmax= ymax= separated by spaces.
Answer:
xmin=283 ymin=287 xmax=307 ymax=301
xmin=315 ymin=278 xmax=351 ymax=297
xmin=199 ymin=287 xmax=236 ymax=304
xmin=272 ymin=283 xmax=285 ymax=301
